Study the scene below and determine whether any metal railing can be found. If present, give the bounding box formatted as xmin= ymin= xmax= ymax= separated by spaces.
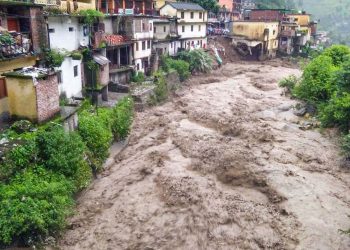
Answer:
xmin=1 ymin=0 xmax=58 ymax=5
xmin=0 ymin=32 xmax=32 ymax=59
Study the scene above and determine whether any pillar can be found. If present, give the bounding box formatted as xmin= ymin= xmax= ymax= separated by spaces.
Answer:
xmin=117 ymin=47 xmax=121 ymax=67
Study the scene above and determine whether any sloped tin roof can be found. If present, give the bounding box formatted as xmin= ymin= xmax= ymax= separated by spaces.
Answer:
xmin=166 ymin=2 xmax=204 ymax=11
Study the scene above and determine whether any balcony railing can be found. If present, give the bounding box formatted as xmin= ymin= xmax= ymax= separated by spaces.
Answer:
xmin=0 ymin=32 xmax=32 ymax=59
xmin=280 ymin=30 xmax=296 ymax=37
xmin=2 ymin=0 xmax=58 ymax=5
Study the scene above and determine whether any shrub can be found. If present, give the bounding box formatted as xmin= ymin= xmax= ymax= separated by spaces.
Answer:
xmin=161 ymin=56 xmax=190 ymax=81
xmin=75 ymin=9 xmax=103 ymax=25
xmin=131 ymin=71 xmax=145 ymax=83
xmin=78 ymin=110 xmax=113 ymax=169
xmin=36 ymin=125 xmax=91 ymax=189
xmin=333 ymin=56 xmax=350 ymax=92
xmin=149 ymin=71 xmax=168 ymax=105
xmin=177 ymin=49 xmax=213 ymax=73
xmin=112 ymin=97 xmax=134 ymax=140
xmin=322 ymin=45 xmax=350 ymax=66
xmin=0 ymin=137 xmax=38 ymax=181
xmin=293 ymin=55 xmax=337 ymax=104
xmin=279 ymin=74 xmax=300 ymax=94
xmin=0 ymin=168 xmax=74 ymax=246
xmin=45 ymin=49 xmax=65 ymax=68
xmin=319 ymin=92 xmax=350 ymax=131
xmin=341 ymin=134 xmax=350 ymax=159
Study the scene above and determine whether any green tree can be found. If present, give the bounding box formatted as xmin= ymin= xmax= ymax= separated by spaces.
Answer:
xmin=189 ymin=0 xmax=220 ymax=13
xmin=323 ymin=45 xmax=350 ymax=66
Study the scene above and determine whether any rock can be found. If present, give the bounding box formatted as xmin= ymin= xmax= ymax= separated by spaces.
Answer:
xmin=293 ymin=107 xmax=307 ymax=117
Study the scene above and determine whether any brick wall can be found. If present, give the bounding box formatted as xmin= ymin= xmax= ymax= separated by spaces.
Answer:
xmin=99 ymin=63 xmax=110 ymax=86
xmin=30 ymin=7 xmax=48 ymax=53
xmin=35 ymin=74 xmax=60 ymax=123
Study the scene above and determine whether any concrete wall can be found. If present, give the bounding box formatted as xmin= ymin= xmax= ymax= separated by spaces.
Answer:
xmin=133 ymin=18 xmax=154 ymax=40
xmin=134 ymin=39 xmax=152 ymax=59
xmin=288 ymin=14 xmax=310 ymax=27
xmin=218 ymin=0 xmax=233 ymax=11
xmin=0 ymin=56 xmax=36 ymax=74
xmin=59 ymin=0 xmax=96 ymax=13
xmin=103 ymin=17 xmax=114 ymax=34
xmin=178 ymin=23 xmax=206 ymax=39
xmin=181 ymin=38 xmax=207 ymax=50
xmin=30 ymin=7 xmax=48 ymax=53
xmin=232 ymin=21 xmax=279 ymax=41
xmin=56 ymin=57 xmax=82 ymax=98
xmin=48 ymin=16 xmax=88 ymax=52
xmin=99 ymin=64 xmax=110 ymax=86
xmin=154 ymin=21 xmax=170 ymax=40
xmin=0 ymin=97 xmax=9 ymax=121
xmin=155 ymin=0 xmax=176 ymax=10
xmin=6 ymin=77 xmax=37 ymax=121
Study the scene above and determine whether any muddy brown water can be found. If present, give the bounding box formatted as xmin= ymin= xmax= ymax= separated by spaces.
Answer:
xmin=56 ymin=62 xmax=350 ymax=250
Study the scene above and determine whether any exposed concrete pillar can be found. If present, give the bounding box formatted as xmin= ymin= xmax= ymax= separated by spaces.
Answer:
xmin=117 ymin=47 xmax=121 ymax=67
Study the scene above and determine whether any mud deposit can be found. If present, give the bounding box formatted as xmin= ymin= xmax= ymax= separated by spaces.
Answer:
xmin=57 ymin=62 xmax=350 ymax=250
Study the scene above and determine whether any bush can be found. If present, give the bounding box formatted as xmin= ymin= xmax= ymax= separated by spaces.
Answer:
xmin=279 ymin=74 xmax=300 ymax=94
xmin=112 ymin=97 xmax=134 ymax=140
xmin=161 ymin=56 xmax=190 ymax=81
xmin=45 ymin=49 xmax=65 ymax=68
xmin=322 ymin=45 xmax=350 ymax=66
xmin=333 ymin=56 xmax=350 ymax=92
xmin=293 ymin=55 xmax=337 ymax=104
xmin=177 ymin=49 xmax=213 ymax=73
xmin=149 ymin=71 xmax=168 ymax=105
xmin=341 ymin=134 xmax=350 ymax=159
xmin=0 ymin=137 xmax=38 ymax=181
xmin=0 ymin=168 xmax=74 ymax=246
xmin=319 ymin=92 xmax=350 ymax=131
xmin=36 ymin=125 xmax=91 ymax=189
xmin=131 ymin=71 xmax=145 ymax=83
xmin=78 ymin=110 xmax=113 ymax=169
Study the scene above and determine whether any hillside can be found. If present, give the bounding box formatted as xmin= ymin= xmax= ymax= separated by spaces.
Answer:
xmin=299 ymin=0 xmax=350 ymax=44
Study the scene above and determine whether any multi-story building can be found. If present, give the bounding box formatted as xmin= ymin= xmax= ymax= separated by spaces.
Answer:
xmin=160 ymin=2 xmax=207 ymax=50
xmin=0 ymin=0 xmax=53 ymax=122
xmin=47 ymin=15 xmax=88 ymax=99
xmin=59 ymin=0 xmax=96 ymax=13
xmin=96 ymin=0 xmax=154 ymax=15
xmin=230 ymin=21 xmax=280 ymax=60
xmin=153 ymin=0 xmax=176 ymax=11
xmin=153 ymin=17 xmax=180 ymax=56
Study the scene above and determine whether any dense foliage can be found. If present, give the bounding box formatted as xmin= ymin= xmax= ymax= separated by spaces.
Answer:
xmin=161 ymin=56 xmax=190 ymax=81
xmin=190 ymin=0 xmax=219 ymax=13
xmin=131 ymin=71 xmax=145 ymax=83
xmin=177 ymin=49 xmax=213 ymax=73
xmin=45 ymin=49 xmax=65 ymax=68
xmin=322 ymin=45 xmax=350 ymax=66
xmin=0 ymin=96 xmax=134 ymax=246
xmin=256 ymin=0 xmax=295 ymax=9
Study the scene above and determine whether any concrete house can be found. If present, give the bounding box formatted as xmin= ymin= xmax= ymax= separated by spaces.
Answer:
xmin=96 ymin=0 xmax=154 ymax=15
xmin=231 ymin=21 xmax=279 ymax=60
xmin=59 ymin=0 xmax=96 ymax=13
xmin=0 ymin=0 xmax=52 ymax=122
xmin=47 ymin=15 xmax=87 ymax=99
xmin=153 ymin=17 xmax=180 ymax=56
xmin=160 ymin=2 xmax=207 ymax=50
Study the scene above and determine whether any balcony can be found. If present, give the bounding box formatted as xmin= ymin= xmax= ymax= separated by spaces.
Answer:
xmin=280 ymin=29 xmax=296 ymax=37
xmin=0 ymin=0 xmax=58 ymax=5
xmin=0 ymin=32 xmax=32 ymax=59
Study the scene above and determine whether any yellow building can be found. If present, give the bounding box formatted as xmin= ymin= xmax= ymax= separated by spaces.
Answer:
xmin=59 ymin=0 xmax=96 ymax=13
xmin=4 ymin=68 xmax=60 ymax=123
xmin=287 ymin=14 xmax=311 ymax=37
xmin=231 ymin=21 xmax=279 ymax=60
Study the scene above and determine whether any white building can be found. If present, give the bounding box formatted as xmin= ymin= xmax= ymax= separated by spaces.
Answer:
xmin=47 ymin=15 xmax=87 ymax=98
xmin=153 ymin=18 xmax=180 ymax=56
xmin=124 ymin=16 xmax=154 ymax=74
xmin=160 ymin=2 xmax=208 ymax=50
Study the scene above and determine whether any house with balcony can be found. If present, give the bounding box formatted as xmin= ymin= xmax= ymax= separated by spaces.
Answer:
xmin=96 ymin=0 xmax=154 ymax=15
xmin=47 ymin=14 xmax=88 ymax=99
xmin=0 ymin=0 xmax=52 ymax=122
xmin=160 ymin=2 xmax=207 ymax=50
xmin=153 ymin=17 xmax=180 ymax=56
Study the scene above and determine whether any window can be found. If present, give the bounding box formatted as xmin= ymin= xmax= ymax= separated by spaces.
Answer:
xmin=57 ymin=71 xmax=62 ymax=84
xmin=190 ymin=12 xmax=194 ymax=19
xmin=48 ymin=28 xmax=55 ymax=33
xmin=142 ymin=41 xmax=146 ymax=50
xmin=73 ymin=66 xmax=78 ymax=77
xmin=154 ymin=26 xmax=156 ymax=33
xmin=191 ymin=25 xmax=193 ymax=32
xmin=150 ymin=23 xmax=153 ymax=31
xmin=181 ymin=12 xmax=184 ymax=19
xmin=147 ymin=40 xmax=150 ymax=49
xmin=142 ymin=22 xmax=145 ymax=32
xmin=171 ymin=42 xmax=173 ymax=48
xmin=0 ymin=79 xmax=7 ymax=99
xmin=199 ymin=12 xmax=202 ymax=19
xmin=199 ymin=25 xmax=201 ymax=31
xmin=164 ymin=26 xmax=166 ymax=32
xmin=136 ymin=42 xmax=139 ymax=51
xmin=137 ymin=63 xmax=140 ymax=70
xmin=69 ymin=27 xmax=74 ymax=32
xmin=182 ymin=25 xmax=185 ymax=32
xmin=273 ymin=30 xmax=276 ymax=35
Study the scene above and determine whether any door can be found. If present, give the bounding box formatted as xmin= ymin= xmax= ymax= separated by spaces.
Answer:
xmin=7 ymin=18 xmax=19 ymax=32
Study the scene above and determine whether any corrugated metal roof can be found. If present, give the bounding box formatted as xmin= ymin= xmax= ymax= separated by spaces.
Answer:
xmin=166 ymin=2 xmax=204 ymax=11
xmin=93 ymin=54 xmax=110 ymax=66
